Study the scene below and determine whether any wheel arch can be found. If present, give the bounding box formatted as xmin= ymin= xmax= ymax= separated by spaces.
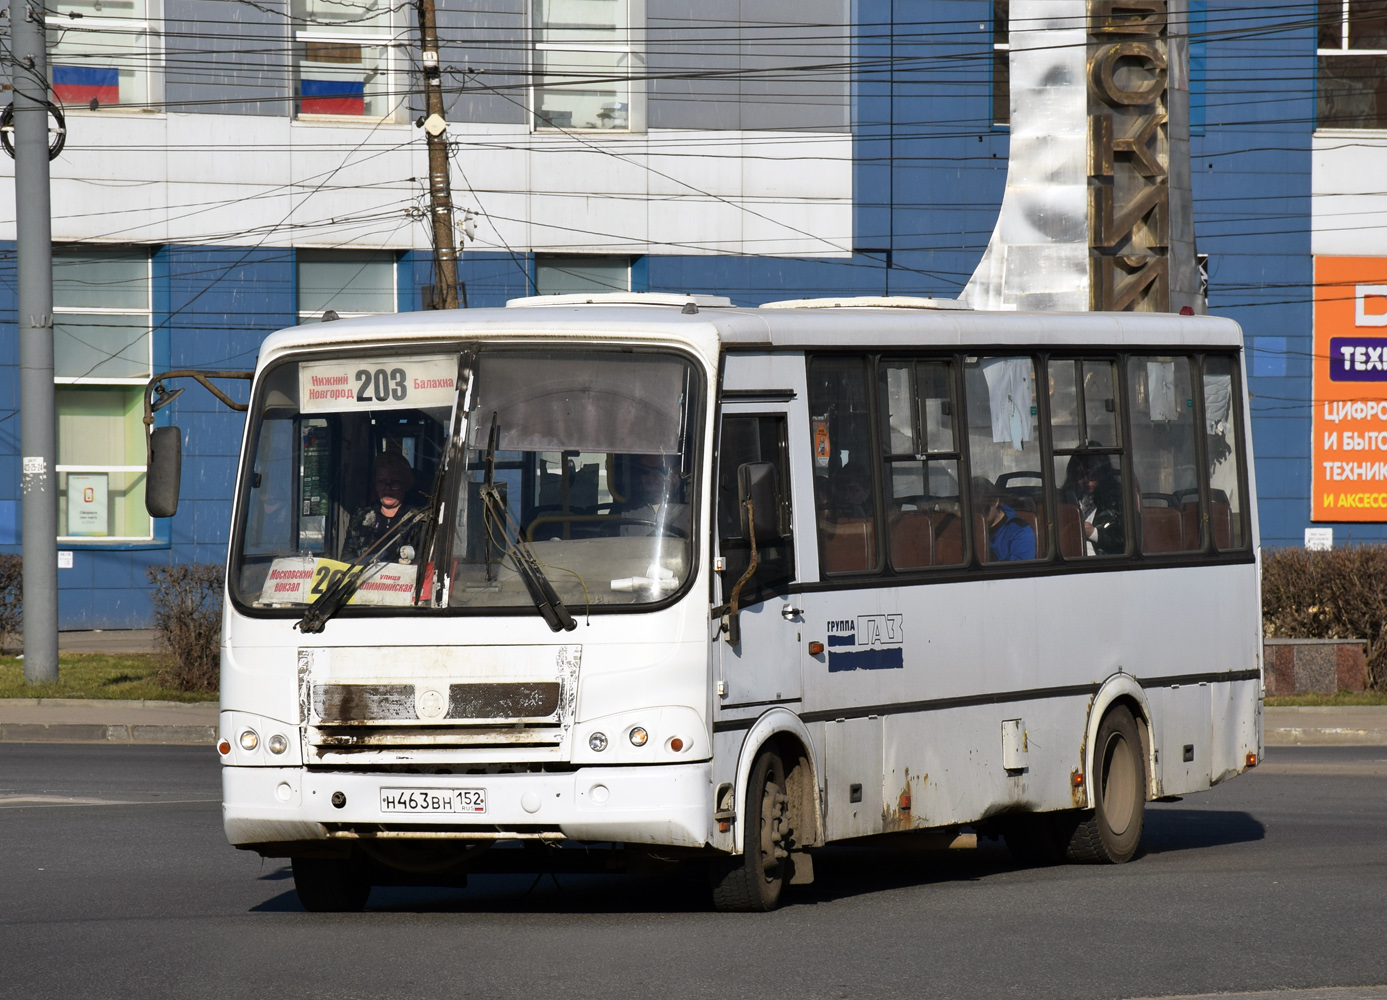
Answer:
xmin=1080 ymin=674 xmax=1157 ymax=808
xmin=730 ymin=708 xmax=824 ymax=855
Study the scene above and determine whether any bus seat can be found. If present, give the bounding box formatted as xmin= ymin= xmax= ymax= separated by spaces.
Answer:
xmin=824 ymin=518 xmax=873 ymax=572
xmin=1013 ymin=507 xmax=1044 ymax=558
xmin=1210 ymin=500 xmax=1233 ymax=549
xmin=973 ymin=512 xmax=987 ymax=562
xmin=889 ymin=511 xmax=934 ymax=569
xmin=930 ymin=510 xmax=964 ymax=565
xmin=1141 ymin=506 xmax=1184 ymax=554
xmin=1057 ymin=503 xmax=1084 ymax=557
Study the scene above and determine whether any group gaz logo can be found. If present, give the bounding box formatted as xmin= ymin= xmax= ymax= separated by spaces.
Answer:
xmin=825 ymin=614 xmax=904 ymax=672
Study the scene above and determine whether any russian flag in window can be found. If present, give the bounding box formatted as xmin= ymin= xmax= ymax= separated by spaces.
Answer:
xmin=53 ymin=66 xmax=120 ymax=106
xmin=301 ymin=78 xmax=365 ymax=115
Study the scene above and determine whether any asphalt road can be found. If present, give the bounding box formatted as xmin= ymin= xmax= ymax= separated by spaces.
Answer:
xmin=2 ymin=744 xmax=1385 ymax=1000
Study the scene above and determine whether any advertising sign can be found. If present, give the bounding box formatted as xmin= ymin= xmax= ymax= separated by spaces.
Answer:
xmin=299 ymin=354 xmax=458 ymax=414
xmin=66 ymin=473 xmax=108 ymax=536
xmin=1313 ymin=258 xmax=1387 ymax=521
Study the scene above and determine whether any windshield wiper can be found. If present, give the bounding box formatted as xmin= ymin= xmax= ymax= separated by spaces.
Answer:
xmin=479 ymin=415 xmax=576 ymax=633
xmin=295 ymin=506 xmax=431 ymax=634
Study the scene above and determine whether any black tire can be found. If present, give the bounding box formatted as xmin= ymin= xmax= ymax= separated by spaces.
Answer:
xmin=1066 ymin=705 xmax=1146 ymax=863
xmin=710 ymin=747 xmax=789 ymax=911
xmin=292 ymin=856 xmax=371 ymax=912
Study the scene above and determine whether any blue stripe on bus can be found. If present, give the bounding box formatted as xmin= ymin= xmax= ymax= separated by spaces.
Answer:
xmin=826 ymin=634 xmax=856 ymax=647
xmin=827 ymin=647 xmax=904 ymax=672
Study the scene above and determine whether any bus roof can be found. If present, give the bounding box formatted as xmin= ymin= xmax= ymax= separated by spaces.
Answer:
xmin=258 ymin=297 xmax=1244 ymax=369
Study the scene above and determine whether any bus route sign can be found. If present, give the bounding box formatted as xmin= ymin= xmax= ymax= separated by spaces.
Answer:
xmin=1313 ymin=257 xmax=1387 ymax=521
xmin=300 ymin=354 xmax=457 ymax=414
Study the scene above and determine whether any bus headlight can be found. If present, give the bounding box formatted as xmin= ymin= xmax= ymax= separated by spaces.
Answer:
xmin=239 ymin=730 xmax=259 ymax=752
xmin=267 ymin=734 xmax=288 ymax=755
xmin=589 ymin=732 xmax=608 ymax=752
xmin=629 ymin=727 xmax=648 ymax=747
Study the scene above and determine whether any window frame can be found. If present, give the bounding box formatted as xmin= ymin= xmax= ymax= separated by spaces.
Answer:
xmin=53 ymin=248 xmax=156 ymax=544
xmin=47 ymin=0 xmax=164 ymax=114
xmin=801 ymin=346 xmax=1252 ymax=587
xmin=290 ymin=0 xmax=404 ymax=123
xmin=295 ymin=248 xmax=400 ymax=323
xmin=1315 ymin=0 xmax=1387 ymax=130
xmin=530 ymin=0 xmax=646 ymax=133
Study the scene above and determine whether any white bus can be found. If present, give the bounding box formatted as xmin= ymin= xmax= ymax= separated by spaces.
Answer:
xmin=160 ymin=294 xmax=1261 ymax=911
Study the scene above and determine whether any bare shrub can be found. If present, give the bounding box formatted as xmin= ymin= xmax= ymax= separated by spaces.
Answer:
xmin=146 ymin=563 xmax=223 ymax=693
xmin=0 ymin=554 xmax=20 ymax=653
xmin=1263 ymin=546 xmax=1387 ymax=689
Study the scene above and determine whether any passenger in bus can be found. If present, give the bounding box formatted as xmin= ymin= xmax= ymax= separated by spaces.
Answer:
xmin=826 ymin=460 xmax=873 ymax=520
xmin=619 ymin=454 xmax=690 ymax=536
xmin=972 ymin=477 xmax=1036 ymax=562
xmin=1061 ymin=453 xmax=1125 ymax=556
xmin=344 ymin=451 xmax=424 ymax=562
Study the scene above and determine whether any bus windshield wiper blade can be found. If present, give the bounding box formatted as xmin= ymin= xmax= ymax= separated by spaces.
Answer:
xmin=479 ymin=483 xmax=576 ymax=633
xmin=295 ymin=506 xmax=431 ymax=634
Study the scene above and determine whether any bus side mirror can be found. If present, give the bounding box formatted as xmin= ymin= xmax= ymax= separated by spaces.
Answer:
xmin=146 ymin=425 xmax=183 ymax=518
xmin=737 ymin=461 xmax=780 ymax=546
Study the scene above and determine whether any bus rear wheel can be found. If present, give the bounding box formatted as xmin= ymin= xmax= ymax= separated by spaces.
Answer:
xmin=710 ymin=746 xmax=789 ymax=912
xmin=1067 ymin=705 xmax=1145 ymax=864
xmin=292 ymin=856 xmax=371 ymax=912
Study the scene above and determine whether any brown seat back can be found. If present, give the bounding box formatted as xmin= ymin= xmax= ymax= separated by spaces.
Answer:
xmin=823 ymin=518 xmax=874 ymax=573
xmin=1057 ymin=503 xmax=1084 ymax=557
xmin=889 ymin=511 xmax=934 ymax=570
xmin=1141 ymin=507 xmax=1184 ymax=553
xmin=931 ymin=510 xmax=964 ymax=565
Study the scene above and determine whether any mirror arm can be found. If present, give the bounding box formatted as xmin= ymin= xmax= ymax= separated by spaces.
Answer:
xmin=142 ymin=369 xmax=253 ymax=433
xmin=725 ymin=496 xmax=758 ymax=647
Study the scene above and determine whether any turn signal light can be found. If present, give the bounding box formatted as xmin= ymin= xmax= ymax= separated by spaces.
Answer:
xmin=1246 ymin=752 xmax=1258 ymax=768
xmin=217 ymin=740 xmax=231 ymax=756
xmin=670 ymin=737 xmax=685 ymax=753
xmin=1071 ymin=770 xmax=1085 ymax=787
xmin=808 ymin=641 xmax=825 ymax=655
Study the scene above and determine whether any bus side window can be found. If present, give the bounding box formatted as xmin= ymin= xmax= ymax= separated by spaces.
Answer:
xmin=809 ymin=358 xmax=880 ymax=574
xmin=964 ymin=356 xmax=1045 ymax=563
xmin=1201 ymin=354 xmax=1249 ymax=551
xmin=717 ymin=414 xmax=794 ymax=593
xmin=878 ymin=359 xmax=964 ymax=570
xmin=1048 ymin=358 xmax=1129 ymax=558
xmin=1127 ymin=355 xmax=1201 ymax=554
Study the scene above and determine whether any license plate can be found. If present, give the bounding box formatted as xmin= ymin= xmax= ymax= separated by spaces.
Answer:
xmin=379 ymin=787 xmax=486 ymax=814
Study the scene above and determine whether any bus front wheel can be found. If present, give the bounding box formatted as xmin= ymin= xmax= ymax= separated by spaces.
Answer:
xmin=1067 ymin=705 xmax=1145 ymax=864
xmin=292 ymin=856 xmax=371 ymax=912
xmin=710 ymin=746 xmax=789 ymax=911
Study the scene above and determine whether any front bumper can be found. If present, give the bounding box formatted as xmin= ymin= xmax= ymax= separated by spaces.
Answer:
xmin=223 ymin=762 xmax=714 ymax=851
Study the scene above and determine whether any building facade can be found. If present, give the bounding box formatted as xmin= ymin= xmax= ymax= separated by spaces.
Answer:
xmin=0 ymin=0 xmax=1379 ymax=627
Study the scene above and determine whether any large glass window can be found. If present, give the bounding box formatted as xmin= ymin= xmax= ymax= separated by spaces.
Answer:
xmin=1317 ymin=0 xmax=1387 ymax=128
xmin=1128 ymin=356 xmax=1201 ymax=554
xmin=534 ymin=256 xmax=632 ymax=296
xmin=809 ymin=358 xmax=879 ymax=574
xmin=717 ymin=414 xmax=794 ymax=596
xmin=231 ymin=347 xmax=701 ymax=617
xmin=53 ymin=248 xmax=153 ymax=540
xmin=297 ymin=249 xmax=397 ymax=323
xmin=48 ymin=0 xmax=160 ymax=111
xmin=1202 ymin=355 xmax=1249 ymax=551
xmin=292 ymin=0 xmax=400 ymax=120
xmin=878 ymin=359 xmax=965 ymax=570
xmin=1048 ymin=358 xmax=1127 ymax=558
xmin=533 ymin=0 xmax=637 ymax=130
xmin=965 ymin=356 xmax=1043 ymax=563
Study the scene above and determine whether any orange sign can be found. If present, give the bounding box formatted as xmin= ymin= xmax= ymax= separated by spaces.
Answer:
xmin=1313 ymin=257 xmax=1387 ymax=521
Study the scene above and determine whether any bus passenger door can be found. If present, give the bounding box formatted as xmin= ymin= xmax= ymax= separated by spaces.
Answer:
xmin=715 ymin=409 xmax=802 ymax=709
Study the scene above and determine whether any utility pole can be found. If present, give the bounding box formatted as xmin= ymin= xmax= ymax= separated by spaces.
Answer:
xmin=9 ymin=0 xmax=59 ymax=682
xmin=418 ymin=0 xmax=460 ymax=310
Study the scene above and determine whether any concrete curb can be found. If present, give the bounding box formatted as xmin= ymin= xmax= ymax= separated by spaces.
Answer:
xmin=1264 ymin=706 xmax=1387 ymax=746
xmin=0 ymin=723 xmax=217 ymax=745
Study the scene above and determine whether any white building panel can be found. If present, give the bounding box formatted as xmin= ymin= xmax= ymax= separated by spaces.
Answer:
xmin=1313 ymin=130 xmax=1387 ymax=257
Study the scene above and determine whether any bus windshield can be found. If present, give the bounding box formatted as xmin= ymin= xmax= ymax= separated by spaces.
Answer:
xmin=230 ymin=345 xmax=700 ymax=617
